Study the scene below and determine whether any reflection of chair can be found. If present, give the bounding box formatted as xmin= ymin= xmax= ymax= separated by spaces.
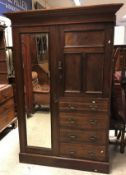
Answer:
xmin=110 ymin=47 xmax=126 ymax=153
xmin=32 ymin=71 xmax=50 ymax=109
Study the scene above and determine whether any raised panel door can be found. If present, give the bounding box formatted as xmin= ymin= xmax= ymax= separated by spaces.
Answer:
xmin=59 ymin=24 xmax=113 ymax=98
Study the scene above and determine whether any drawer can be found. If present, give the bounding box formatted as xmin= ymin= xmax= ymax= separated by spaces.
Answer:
xmin=59 ymin=112 xmax=109 ymax=130
xmin=60 ymin=129 xmax=107 ymax=145
xmin=59 ymin=98 xmax=109 ymax=112
xmin=0 ymin=61 xmax=7 ymax=72
xmin=0 ymin=98 xmax=15 ymax=131
xmin=0 ymin=84 xmax=13 ymax=103
xmin=60 ymin=143 xmax=107 ymax=161
xmin=0 ymin=74 xmax=8 ymax=84
xmin=0 ymin=50 xmax=6 ymax=60
xmin=0 ymin=98 xmax=15 ymax=114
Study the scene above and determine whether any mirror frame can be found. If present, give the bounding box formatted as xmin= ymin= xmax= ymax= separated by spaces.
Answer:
xmin=15 ymin=26 xmax=59 ymax=155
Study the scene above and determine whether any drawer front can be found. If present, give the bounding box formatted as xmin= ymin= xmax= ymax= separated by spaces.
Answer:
xmin=59 ymin=98 xmax=109 ymax=112
xmin=0 ymin=74 xmax=8 ymax=84
xmin=60 ymin=143 xmax=107 ymax=161
xmin=0 ymin=98 xmax=15 ymax=114
xmin=0 ymin=50 xmax=6 ymax=60
xmin=60 ymin=129 xmax=107 ymax=145
xmin=0 ymin=98 xmax=15 ymax=130
xmin=0 ymin=61 xmax=7 ymax=72
xmin=0 ymin=85 xmax=13 ymax=103
xmin=59 ymin=112 xmax=109 ymax=130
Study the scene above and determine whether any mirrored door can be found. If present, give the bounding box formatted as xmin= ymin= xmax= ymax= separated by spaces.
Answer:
xmin=21 ymin=33 xmax=51 ymax=148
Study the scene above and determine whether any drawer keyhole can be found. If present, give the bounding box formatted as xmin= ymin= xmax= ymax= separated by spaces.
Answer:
xmin=68 ymin=118 xmax=76 ymax=124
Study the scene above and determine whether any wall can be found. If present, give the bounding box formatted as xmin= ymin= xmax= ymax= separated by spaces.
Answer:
xmin=114 ymin=26 xmax=126 ymax=45
xmin=0 ymin=0 xmax=32 ymax=46
xmin=32 ymin=0 xmax=50 ymax=9
xmin=124 ymin=27 xmax=126 ymax=44
xmin=0 ymin=0 xmax=32 ymax=14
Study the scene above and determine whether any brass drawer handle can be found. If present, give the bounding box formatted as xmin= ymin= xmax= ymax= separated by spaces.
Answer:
xmin=68 ymin=105 xmax=76 ymax=111
xmin=69 ymin=135 xmax=77 ymax=140
xmin=89 ymin=136 xmax=97 ymax=143
xmin=91 ymin=107 xmax=96 ymax=111
xmin=88 ymin=152 xmax=96 ymax=159
xmin=68 ymin=118 xmax=76 ymax=124
xmin=89 ymin=105 xmax=98 ymax=111
xmin=89 ymin=119 xmax=97 ymax=125
xmin=69 ymin=151 xmax=76 ymax=156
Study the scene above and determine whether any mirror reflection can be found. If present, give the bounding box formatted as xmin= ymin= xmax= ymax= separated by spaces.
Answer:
xmin=21 ymin=33 xmax=51 ymax=148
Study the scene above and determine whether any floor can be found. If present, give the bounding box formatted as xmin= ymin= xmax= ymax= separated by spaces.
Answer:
xmin=27 ymin=111 xmax=51 ymax=148
xmin=0 ymin=127 xmax=126 ymax=175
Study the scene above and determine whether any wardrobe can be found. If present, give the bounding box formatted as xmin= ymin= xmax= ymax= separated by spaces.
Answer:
xmin=5 ymin=4 xmax=122 ymax=173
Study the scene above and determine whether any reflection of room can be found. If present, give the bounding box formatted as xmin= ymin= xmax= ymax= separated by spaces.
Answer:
xmin=21 ymin=33 xmax=50 ymax=114
xmin=21 ymin=33 xmax=51 ymax=148
xmin=31 ymin=33 xmax=50 ymax=112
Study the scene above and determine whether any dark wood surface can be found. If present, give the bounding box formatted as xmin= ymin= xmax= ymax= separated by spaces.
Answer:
xmin=0 ymin=84 xmax=16 ymax=132
xmin=5 ymin=4 xmax=123 ymax=174
xmin=5 ymin=4 xmax=122 ymax=26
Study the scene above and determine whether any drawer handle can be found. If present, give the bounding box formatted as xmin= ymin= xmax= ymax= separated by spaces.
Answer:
xmin=88 ymin=152 xmax=96 ymax=159
xmin=69 ymin=151 xmax=76 ymax=156
xmin=68 ymin=118 xmax=76 ymax=124
xmin=89 ymin=105 xmax=98 ymax=111
xmin=68 ymin=105 xmax=76 ymax=111
xmin=89 ymin=119 xmax=97 ymax=125
xmin=91 ymin=107 xmax=97 ymax=111
xmin=89 ymin=136 xmax=97 ymax=143
xmin=69 ymin=135 xmax=77 ymax=140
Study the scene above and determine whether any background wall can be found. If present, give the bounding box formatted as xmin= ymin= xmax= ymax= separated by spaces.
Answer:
xmin=114 ymin=26 xmax=126 ymax=45
xmin=32 ymin=0 xmax=50 ymax=9
xmin=0 ymin=0 xmax=32 ymax=14
xmin=0 ymin=0 xmax=32 ymax=47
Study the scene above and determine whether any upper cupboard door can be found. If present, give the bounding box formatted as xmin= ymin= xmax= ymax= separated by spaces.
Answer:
xmin=59 ymin=24 xmax=113 ymax=98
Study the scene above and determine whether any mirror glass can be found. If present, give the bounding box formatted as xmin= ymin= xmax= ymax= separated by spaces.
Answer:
xmin=21 ymin=33 xmax=51 ymax=148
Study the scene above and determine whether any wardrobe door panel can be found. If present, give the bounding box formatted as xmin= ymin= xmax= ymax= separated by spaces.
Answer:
xmin=60 ymin=25 xmax=106 ymax=97
xmin=64 ymin=53 xmax=81 ymax=93
xmin=84 ymin=53 xmax=104 ymax=94
xmin=65 ymin=30 xmax=105 ymax=46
